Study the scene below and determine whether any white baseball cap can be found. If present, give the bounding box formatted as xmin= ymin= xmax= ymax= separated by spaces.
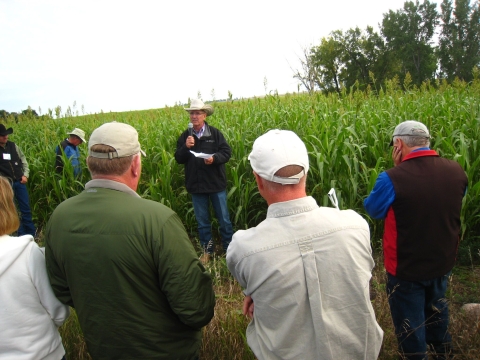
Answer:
xmin=248 ymin=129 xmax=309 ymax=185
xmin=88 ymin=122 xmax=146 ymax=159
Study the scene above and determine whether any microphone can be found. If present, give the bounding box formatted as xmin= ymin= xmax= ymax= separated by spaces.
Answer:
xmin=188 ymin=123 xmax=193 ymax=137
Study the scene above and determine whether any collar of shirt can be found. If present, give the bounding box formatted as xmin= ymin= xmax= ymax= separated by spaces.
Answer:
xmin=193 ymin=124 xmax=205 ymax=138
xmin=85 ymin=179 xmax=141 ymax=198
xmin=266 ymin=196 xmax=318 ymax=219
xmin=65 ymin=139 xmax=76 ymax=148
xmin=412 ymin=147 xmax=430 ymax=152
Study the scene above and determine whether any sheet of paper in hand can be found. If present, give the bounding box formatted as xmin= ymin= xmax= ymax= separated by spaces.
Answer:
xmin=190 ymin=151 xmax=214 ymax=159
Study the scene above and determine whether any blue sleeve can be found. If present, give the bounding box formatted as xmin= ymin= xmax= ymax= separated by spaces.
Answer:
xmin=363 ymin=172 xmax=396 ymax=219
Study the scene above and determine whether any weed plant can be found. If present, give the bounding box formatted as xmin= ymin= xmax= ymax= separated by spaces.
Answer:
xmin=56 ymin=255 xmax=479 ymax=360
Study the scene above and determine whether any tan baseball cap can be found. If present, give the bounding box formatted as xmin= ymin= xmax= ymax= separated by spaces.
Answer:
xmin=88 ymin=122 xmax=146 ymax=159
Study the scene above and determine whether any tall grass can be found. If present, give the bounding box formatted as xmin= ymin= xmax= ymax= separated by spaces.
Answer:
xmin=4 ymin=79 xmax=480 ymax=358
xmin=7 ymin=78 xmax=478 ymax=258
xmin=56 ymin=255 xmax=479 ymax=360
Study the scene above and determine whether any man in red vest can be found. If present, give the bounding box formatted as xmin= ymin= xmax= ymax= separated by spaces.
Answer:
xmin=364 ymin=120 xmax=468 ymax=359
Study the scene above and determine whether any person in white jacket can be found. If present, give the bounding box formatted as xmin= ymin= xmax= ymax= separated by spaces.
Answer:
xmin=0 ymin=176 xmax=70 ymax=360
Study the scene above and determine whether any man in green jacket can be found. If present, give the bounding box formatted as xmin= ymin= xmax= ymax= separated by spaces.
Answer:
xmin=45 ymin=122 xmax=215 ymax=360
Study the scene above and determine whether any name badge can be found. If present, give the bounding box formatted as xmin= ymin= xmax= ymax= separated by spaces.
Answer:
xmin=3 ymin=153 xmax=11 ymax=160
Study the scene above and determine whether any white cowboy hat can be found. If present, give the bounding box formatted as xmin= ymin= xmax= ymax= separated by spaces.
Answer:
xmin=68 ymin=128 xmax=86 ymax=143
xmin=184 ymin=99 xmax=214 ymax=116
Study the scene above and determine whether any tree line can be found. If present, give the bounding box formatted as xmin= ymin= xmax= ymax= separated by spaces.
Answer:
xmin=0 ymin=108 xmax=40 ymax=121
xmin=293 ymin=0 xmax=480 ymax=93
xmin=0 ymin=105 xmax=78 ymax=122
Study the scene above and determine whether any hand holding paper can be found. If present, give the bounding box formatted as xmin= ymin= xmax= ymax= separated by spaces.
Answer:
xmin=190 ymin=150 xmax=214 ymax=159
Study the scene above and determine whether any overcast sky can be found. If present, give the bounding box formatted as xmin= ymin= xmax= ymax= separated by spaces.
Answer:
xmin=1 ymin=0 xmax=411 ymax=115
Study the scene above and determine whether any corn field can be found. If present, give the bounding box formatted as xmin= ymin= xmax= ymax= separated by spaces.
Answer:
xmin=2 ymin=77 xmax=480 ymax=359
xmin=6 ymin=77 xmax=479 ymax=263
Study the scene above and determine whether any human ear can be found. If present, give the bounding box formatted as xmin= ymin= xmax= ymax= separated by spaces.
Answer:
xmin=253 ymin=171 xmax=264 ymax=191
xmin=131 ymin=154 xmax=141 ymax=177
xmin=395 ymin=138 xmax=403 ymax=150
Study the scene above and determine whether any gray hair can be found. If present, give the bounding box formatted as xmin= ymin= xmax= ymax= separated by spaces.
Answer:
xmin=394 ymin=135 xmax=430 ymax=147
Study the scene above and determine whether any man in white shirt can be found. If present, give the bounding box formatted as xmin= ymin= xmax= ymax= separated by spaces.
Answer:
xmin=226 ymin=129 xmax=383 ymax=360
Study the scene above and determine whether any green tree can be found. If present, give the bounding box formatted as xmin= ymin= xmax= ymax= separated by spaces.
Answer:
xmin=21 ymin=107 xmax=39 ymax=117
xmin=309 ymin=35 xmax=344 ymax=94
xmin=381 ymin=0 xmax=438 ymax=85
xmin=339 ymin=26 xmax=396 ymax=90
xmin=294 ymin=27 xmax=395 ymax=94
xmin=438 ymin=0 xmax=480 ymax=81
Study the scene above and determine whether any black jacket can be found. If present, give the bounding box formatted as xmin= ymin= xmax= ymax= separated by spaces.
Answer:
xmin=175 ymin=122 xmax=231 ymax=194
xmin=0 ymin=141 xmax=24 ymax=181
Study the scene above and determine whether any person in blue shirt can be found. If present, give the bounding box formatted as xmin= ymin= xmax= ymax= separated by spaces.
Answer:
xmin=55 ymin=128 xmax=86 ymax=177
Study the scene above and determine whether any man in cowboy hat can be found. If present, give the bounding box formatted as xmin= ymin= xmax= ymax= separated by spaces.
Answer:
xmin=0 ymin=124 xmax=36 ymax=237
xmin=175 ymin=99 xmax=233 ymax=264
xmin=55 ymin=127 xmax=86 ymax=177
